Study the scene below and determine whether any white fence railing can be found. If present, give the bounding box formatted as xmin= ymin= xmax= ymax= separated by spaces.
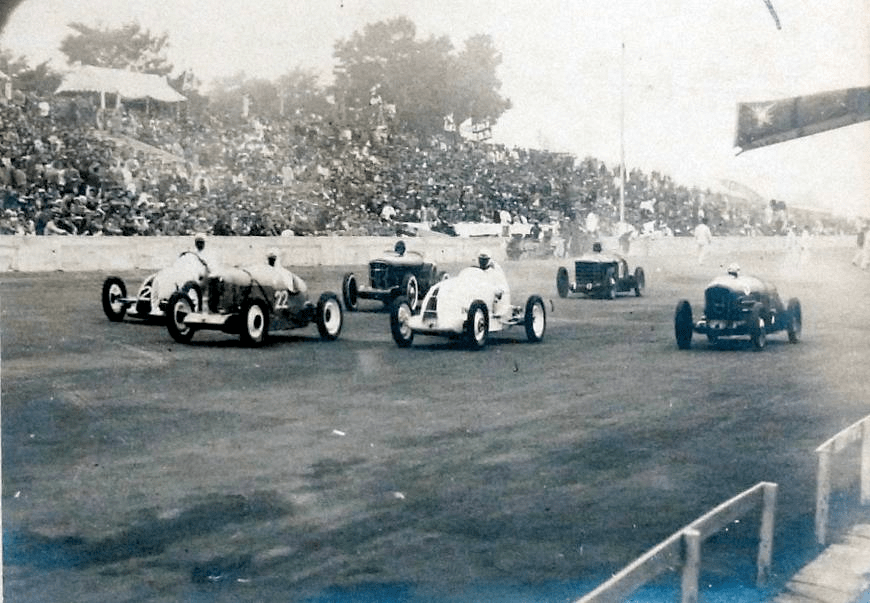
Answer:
xmin=815 ymin=414 xmax=870 ymax=545
xmin=574 ymin=482 xmax=778 ymax=603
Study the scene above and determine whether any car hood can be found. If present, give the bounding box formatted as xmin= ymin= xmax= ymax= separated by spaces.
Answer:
xmin=706 ymin=274 xmax=772 ymax=296
xmin=575 ymin=252 xmax=621 ymax=263
xmin=371 ymin=251 xmax=425 ymax=267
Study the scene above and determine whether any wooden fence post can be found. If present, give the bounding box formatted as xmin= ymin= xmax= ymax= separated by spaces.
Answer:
xmin=816 ymin=447 xmax=831 ymax=545
xmin=681 ymin=529 xmax=701 ymax=603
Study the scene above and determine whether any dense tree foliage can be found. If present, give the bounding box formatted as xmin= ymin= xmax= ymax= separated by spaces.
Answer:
xmin=331 ymin=16 xmax=510 ymax=138
xmin=0 ymin=48 xmax=61 ymax=96
xmin=60 ymin=22 xmax=173 ymax=75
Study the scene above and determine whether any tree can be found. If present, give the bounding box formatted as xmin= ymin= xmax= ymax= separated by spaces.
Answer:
xmin=451 ymin=35 xmax=511 ymax=131
xmin=331 ymin=17 xmax=510 ymax=139
xmin=60 ymin=21 xmax=173 ymax=75
xmin=0 ymin=48 xmax=61 ymax=97
xmin=275 ymin=67 xmax=331 ymax=119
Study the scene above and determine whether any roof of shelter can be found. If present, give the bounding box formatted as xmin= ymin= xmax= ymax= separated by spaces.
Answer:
xmin=55 ymin=65 xmax=186 ymax=103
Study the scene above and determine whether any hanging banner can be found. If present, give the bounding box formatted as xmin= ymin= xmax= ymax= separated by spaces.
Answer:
xmin=734 ymin=86 xmax=870 ymax=152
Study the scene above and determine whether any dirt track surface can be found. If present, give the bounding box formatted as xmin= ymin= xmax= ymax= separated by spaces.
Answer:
xmin=3 ymin=242 xmax=869 ymax=602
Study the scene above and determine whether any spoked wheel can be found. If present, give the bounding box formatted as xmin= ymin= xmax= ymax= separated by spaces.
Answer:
xmin=749 ymin=305 xmax=766 ymax=350
xmin=390 ymin=296 xmax=414 ymax=347
xmin=240 ymin=299 xmax=269 ymax=346
xmin=674 ymin=300 xmax=693 ymax=350
xmin=465 ymin=301 xmax=489 ymax=349
xmin=524 ymin=295 xmax=546 ymax=342
xmin=341 ymin=272 xmax=359 ymax=311
xmin=401 ymin=273 xmax=419 ymax=311
xmin=316 ymin=293 xmax=343 ymax=340
xmin=102 ymin=276 xmax=128 ymax=321
xmin=787 ymin=298 xmax=802 ymax=343
xmin=166 ymin=291 xmax=196 ymax=343
xmin=634 ymin=267 xmax=646 ymax=297
xmin=556 ymin=267 xmax=570 ymax=298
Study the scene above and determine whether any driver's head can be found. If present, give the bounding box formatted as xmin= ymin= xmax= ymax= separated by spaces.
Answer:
xmin=592 ymin=242 xmax=602 ymax=253
xmin=727 ymin=262 xmax=740 ymax=277
xmin=394 ymin=240 xmax=406 ymax=256
xmin=267 ymin=249 xmax=279 ymax=267
xmin=478 ymin=249 xmax=491 ymax=270
xmin=194 ymin=233 xmax=206 ymax=251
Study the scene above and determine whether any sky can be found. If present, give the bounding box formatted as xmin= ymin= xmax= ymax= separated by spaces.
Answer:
xmin=1 ymin=0 xmax=868 ymax=217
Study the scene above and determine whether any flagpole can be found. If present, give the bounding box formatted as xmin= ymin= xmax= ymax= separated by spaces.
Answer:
xmin=619 ymin=41 xmax=625 ymax=225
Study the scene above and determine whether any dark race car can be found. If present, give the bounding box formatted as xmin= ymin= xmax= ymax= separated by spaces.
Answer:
xmin=556 ymin=247 xmax=645 ymax=299
xmin=674 ymin=267 xmax=801 ymax=350
xmin=342 ymin=242 xmax=445 ymax=312
xmin=165 ymin=264 xmax=342 ymax=346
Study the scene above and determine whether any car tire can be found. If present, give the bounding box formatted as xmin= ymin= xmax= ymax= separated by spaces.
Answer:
xmin=674 ymin=300 xmax=693 ymax=350
xmin=634 ymin=267 xmax=646 ymax=297
xmin=166 ymin=291 xmax=196 ymax=343
xmin=556 ymin=267 xmax=570 ymax=298
xmin=102 ymin=276 xmax=128 ymax=322
xmin=401 ymin=273 xmax=419 ymax=311
xmin=787 ymin=298 xmax=802 ymax=343
xmin=749 ymin=305 xmax=766 ymax=350
xmin=465 ymin=300 xmax=489 ymax=349
xmin=180 ymin=281 xmax=203 ymax=312
xmin=341 ymin=272 xmax=359 ymax=312
xmin=605 ymin=269 xmax=617 ymax=300
xmin=316 ymin=293 xmax=343 ymax=340
xmin=524 ymin=295 xmax=546 ymax=343
xmin=390 ymin=296 xmax=414 ymax=347
xmin=239 ymin=299 xmax=269 ymax=346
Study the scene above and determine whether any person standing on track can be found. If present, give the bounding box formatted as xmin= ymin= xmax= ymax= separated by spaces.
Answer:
xmin=694 ymin=217 xmax=713 ymax=265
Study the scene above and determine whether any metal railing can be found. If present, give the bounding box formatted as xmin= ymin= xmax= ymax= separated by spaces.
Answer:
xmin=574 ymin=481 xmax=778 ymax=603
xmin=815 ymin=414 xmax=870 ymax=545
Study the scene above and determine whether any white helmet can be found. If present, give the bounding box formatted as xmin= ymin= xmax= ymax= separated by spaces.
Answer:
xmin=478 ymin=249 xmax=491 ymax=269
xmin=727 ymin=262 xmax=740 ymax=277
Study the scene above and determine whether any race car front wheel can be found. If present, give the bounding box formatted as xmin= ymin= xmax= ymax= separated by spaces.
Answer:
xmin=674 ymin=300 xmax=693 ymax=350
xmin=401 ymin=273 xmax=419 ymax=311
xmin=341 ymin=273 xmax=359 ymax=311
xmin=524 ymin=295 xmax=546 ymax=343
xmin=556 ymin=267 xmax=570 ymax=298
xmin=787 ymin=298 xmax=802 ymax=343
xmin=749 ymin=305 xmax=766 ymax=350
xmin=634 ymin=267 xmax=646 ymax=297
xmin=316 ymin=293 xmax=343 ymax=340
xmin=240 ymin=299 xmax=269 ymax=346
xmin=390 ymin=296 xmax=414 ymax=347
xmin=102 ymin=276 xmax=128 ymax=322
xmin=166 ymin=291 xmax=196 ymax=343
xmin=465 ymin=301 xmax=489 ymax=349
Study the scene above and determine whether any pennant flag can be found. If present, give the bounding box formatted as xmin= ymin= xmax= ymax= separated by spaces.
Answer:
xmin=735 ymin=87 xmax=870 ymax=152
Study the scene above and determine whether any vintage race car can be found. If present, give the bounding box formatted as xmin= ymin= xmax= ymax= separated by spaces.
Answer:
xmin=556 ymin=250 xmax=645 ymax=299
xmin=389 ymin=265 xmax=546 ymax=349
xmin=165 ymin=265 xmax=342 ymax=346
xmin=342 ymin=245 xmax=445 ymax=312
xmin=674 ymin=271 xmax=801 ymax=350
xmin=101 ymin=251 xmax=209 ymax=321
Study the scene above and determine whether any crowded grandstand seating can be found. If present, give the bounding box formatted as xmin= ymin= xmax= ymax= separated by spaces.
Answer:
xmin=0 ymin=93 xmax=848 ymax=242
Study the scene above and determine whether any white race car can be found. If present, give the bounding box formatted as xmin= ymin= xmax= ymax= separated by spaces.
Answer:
xmin=101 ymin=252 xmax=209 ymax=322
xmin=389 ymin=265 xmax=546 ymax=349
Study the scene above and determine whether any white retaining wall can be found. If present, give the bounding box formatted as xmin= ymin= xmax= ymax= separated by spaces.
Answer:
xmin=0 ymin=234 xmax=853 ymax=273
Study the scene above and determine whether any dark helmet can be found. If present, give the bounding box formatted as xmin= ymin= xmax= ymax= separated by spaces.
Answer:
xmin=394 ymin=240 xmax=406 ymax=255
xmin=592 ymin=242 xmax=602 ymax=252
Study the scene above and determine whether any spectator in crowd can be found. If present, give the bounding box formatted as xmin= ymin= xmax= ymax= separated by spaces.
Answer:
xmin=694 ymin=217 xmax=712 ymax=265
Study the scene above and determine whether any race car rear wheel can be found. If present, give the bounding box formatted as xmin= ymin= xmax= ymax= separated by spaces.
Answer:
xmin=749 ymin=305 xmax=766 ymax=350
xmin=390 ymin=296 xmax=414 ymax=347
xmin=787 ymin=298 xmax=802 ymax=343
xmin=674 ymin=300 xmax=693 ymax=350
xmin=316 ymin=293 xmax=343 ymax=340
xmin=401 ymin=273 xmax=419 ymax=311
xmin=556 ymin=267 xmax=570 ymax=298
xmin=166 ymin=291 xmax=196 ymax=343
xmin=102 ymin=276 xmax=128 ymax=322
xmin=634 ymin=267 xmax=646 ymax=297
xmin=240 ymin=299 xmax=269 ymax=346
xmin=465 ymin=301 xmax=489 ymax=349
xmin=524 ymin=295 xmax=546 ymax=342
xmin=341 ymin=272 xmax=359 ymax=312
